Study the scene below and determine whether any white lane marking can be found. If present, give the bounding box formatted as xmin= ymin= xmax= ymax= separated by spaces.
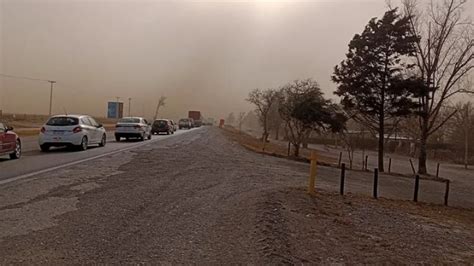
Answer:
xmin=0 ymin=129 xmax=195 ymax=186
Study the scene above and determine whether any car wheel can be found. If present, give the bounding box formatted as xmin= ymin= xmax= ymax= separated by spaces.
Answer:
xmin=147 ymin=133 xmax=152 ymax=140
xmin=115 ymin=135 xmax=121 ymax=142
xmin=40 ymin=144 xmax=50 ymax=152
xmin=99 ymin=134 xmax=106 ymax=147
xmin=9 ymin=139 xmax=21 ymax=159
xmin=140 ymin=133 xmax=145 ymax=141
xmin=166 ymin=130 xmax=170 ymax=135
xmin=78 ymin=136 xmax=88 ymax=151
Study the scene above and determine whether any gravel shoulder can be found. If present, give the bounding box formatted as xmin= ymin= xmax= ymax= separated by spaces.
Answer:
xmin=0 ymin=127 xmax=472 ymax=264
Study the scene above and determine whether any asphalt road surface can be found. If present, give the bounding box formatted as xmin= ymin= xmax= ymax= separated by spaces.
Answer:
xmin=0 ymin=129 xmax=195 ymax=182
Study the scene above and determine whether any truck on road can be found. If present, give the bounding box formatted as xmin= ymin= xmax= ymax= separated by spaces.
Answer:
xmin=188 ymin=111 xmax=202 ymax=127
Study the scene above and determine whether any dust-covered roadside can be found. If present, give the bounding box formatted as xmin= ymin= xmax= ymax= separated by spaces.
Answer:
xmin=0 ymin=127 xmax=473 ymax=264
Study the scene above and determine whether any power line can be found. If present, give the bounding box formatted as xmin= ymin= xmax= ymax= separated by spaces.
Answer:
xmin=0 ymin=73 xmax=56 ymax=115
xmin=0 ymin=73 xmax=51 ymax=83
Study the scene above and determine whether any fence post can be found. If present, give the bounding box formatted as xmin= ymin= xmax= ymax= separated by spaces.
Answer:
xmin=340 ymin=163 xmax=346 ymax=195
xmin=413 ymin=174 xmax=420 ymax=202
xmin=388 ymin=158 xmax=392 ymax=173
xmin=444 ymin=180 xmax=450 ymax=206
xmin=287 ymin=142 xmax=291 ymax=157
xmin=436 ymin=163 xmax=440 ymax=179
xmin=307 ymin=151 xmax=317 ymax=195
xmin=373 ymin=168 xmax=378 ymax=199
xmin=338 ymin=151 xmax=342 ymax=168
xmin=365 ymin=155 xmax=369 ymax=171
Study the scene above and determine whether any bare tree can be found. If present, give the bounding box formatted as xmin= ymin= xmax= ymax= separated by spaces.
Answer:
xmin=226 ymin=112 xmax=235 ymax=126
xmin=279 ymin=79 xmax=346 ymax=157
xmin=237 ymin=112 xmax=246 ymax=133
xmin=449 ymin=102 xmax=473 ymax=169
xmin=402 ymin=0 xmax=474 ymax=174
xmin=153 ymin=96 xmax=166 ymax=121
xmin=242 ymin=110 xmax=260 ymax=130
xmin=246 ymin=88 xmax=279 ymax=142
xmin=340 ymin=131 xmax=356 ymax=170
xmin=267 ymin=96 xmax=284 ymax=140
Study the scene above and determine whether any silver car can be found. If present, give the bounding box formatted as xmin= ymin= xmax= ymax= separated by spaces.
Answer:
xmin=115 ymin=117 xmax=152 ymax=141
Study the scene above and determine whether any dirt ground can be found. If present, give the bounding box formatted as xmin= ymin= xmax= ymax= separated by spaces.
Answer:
xmin=0 ymin=127 xmax=473 ymax=263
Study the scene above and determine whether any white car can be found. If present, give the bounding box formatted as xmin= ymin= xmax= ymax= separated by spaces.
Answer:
xmin=39 ymin=115 xmax=107 ymax=152
xmin=114 ymin=117 xmax=152 ymax=141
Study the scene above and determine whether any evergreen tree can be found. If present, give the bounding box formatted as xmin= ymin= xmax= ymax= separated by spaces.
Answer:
xmin=332 ymin=9 xmax=421 ymax=172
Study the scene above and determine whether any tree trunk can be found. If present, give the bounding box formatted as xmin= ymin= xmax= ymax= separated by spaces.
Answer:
xmin=465 ymin=106 xmax=469 ymax=170
xmin=418 ymin=118 xmax=429 ymax=174
xmin=465 ymin=130 xmax=469 ymax=169
xmin=378 ymin=126 xmax=385 ymax=172
xmin=275 ymin=124 xmax=280 ymax=140
xmin=293 ymin=143 xmax=300 ymax=157
xmin=262 ymin=115 xmax=268 ymax=142
xmin=378 ymin=95 xmax=385 ymax=172
xmin=302 ymin=130 xmax=310 ymax=149
xmin=302 ymin=140 xmax=308 ymax=149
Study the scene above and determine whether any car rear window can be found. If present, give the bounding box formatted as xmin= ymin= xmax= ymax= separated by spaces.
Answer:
xmin=154 ymin=120 xmax=168 ymax=126
xmin=46 ymin=117 xmax=79 ymax=126
xmin=119 ymin=118 xmax=140 ymax=123
xmin=179 ymin=119 xmax=189 ymax=123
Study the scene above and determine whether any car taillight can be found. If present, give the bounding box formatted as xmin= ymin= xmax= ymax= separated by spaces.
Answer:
xmin=40 ymin=127 xmax=46 ymax=133
xmin=72 ymin=127 xmax=82 ymax=133
xmin=134 ymin=125 xmax=141 ymax=129
xmin=116 ymin=125 xmax=121 ymax=128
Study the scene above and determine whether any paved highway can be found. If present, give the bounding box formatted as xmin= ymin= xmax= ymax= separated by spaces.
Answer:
xmin=0 ymin=129 xmax=195 ymax=182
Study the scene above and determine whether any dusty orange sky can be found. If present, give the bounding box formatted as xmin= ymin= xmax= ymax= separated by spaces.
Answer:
xmin=0 ymin=0 xmax=472 ymax=120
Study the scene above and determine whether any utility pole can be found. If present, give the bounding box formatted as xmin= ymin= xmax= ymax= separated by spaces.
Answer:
xmin=128 ymin=97 xmax=132 ymax=117
xmin=115 ymin=96 xmax=120 ymax=119
xmin=48 ymin=80 xmax=56 ymax=116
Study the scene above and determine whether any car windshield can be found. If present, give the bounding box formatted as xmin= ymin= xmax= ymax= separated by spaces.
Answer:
xmin=118 ymin=118 xmax=140 ymax=123
xmin=46 ymin=117 xmax=79 ymax=126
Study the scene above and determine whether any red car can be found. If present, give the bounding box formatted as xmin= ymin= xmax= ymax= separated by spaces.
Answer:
xmin=0 ymin=122 xmax=21 ymax=160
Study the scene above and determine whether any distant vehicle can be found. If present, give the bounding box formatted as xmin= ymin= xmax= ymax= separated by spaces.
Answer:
xmin=152 ymin=119 xmax=174 ymax=135
xmin=188 ymin=111 xmax=201 ymax=123
xmin=169 ymin=120 xmax=178 ymax=131
xmin=203 ymin=118 xmax=215 ymax=126
xmin=115 ymin=117 xmax=152 ymax=142
xmin=194 ymin=120 xmax=202 ymax=127
xmin=178 ymin=118 xmax=192 ymax=130
xmin=0 ymin=122 xmax=21 ymax=159
xmin=39 ymin=115 xmax=106 ymax=151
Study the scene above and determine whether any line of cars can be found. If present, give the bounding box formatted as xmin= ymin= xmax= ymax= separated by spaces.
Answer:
xmin=0 ymin=115 xmax=187 ymax=161
xmin=115 ymin=118 xmax=178 ymax=139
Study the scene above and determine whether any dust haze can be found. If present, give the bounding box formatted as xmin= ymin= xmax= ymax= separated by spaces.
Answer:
xmin=0 ymin=0 xmax=469 ymax=119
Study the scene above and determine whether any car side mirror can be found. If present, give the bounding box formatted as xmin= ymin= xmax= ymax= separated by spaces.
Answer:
xmin=97 ymin=124 xmax=103 ymax=128
xmin=6 ymin=126 xmax=13 ymax=132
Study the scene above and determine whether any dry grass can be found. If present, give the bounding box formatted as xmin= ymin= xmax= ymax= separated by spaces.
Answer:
xmin=221 ymin=126 xmax=337 ymax=166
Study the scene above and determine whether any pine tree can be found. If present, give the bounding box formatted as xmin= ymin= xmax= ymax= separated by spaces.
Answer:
xmin=332 ymin=9 xmax=421 ymax=172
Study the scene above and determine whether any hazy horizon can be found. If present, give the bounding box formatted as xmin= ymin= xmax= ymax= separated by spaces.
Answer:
xmin=0 ymin=0 xmax=472 ymax=120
